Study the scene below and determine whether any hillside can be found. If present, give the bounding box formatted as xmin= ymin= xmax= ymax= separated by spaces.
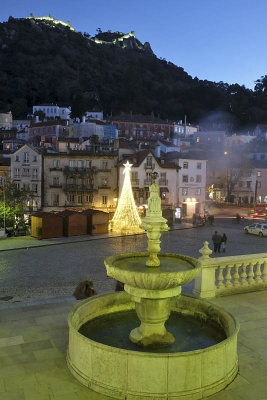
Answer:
xmin=1 ymin=15 xmax=267 ymax=128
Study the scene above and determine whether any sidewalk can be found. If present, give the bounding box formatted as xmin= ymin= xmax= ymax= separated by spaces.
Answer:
xmin=0 ymin=223 xmax=193 ymax=252
xmin=0 ymin=291 xmax=267 ymax=399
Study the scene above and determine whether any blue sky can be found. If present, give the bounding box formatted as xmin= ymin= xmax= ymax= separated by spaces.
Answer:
xmin=1 ymin=0 xmax=266 ymax=89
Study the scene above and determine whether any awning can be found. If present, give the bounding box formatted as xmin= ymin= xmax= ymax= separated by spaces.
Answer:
xmin=160 ymin=187 xmax=169 ymax=192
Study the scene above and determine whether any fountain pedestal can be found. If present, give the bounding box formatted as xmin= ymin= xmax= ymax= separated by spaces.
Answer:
xmin=130 ymin=296 xmax=175 ymax=346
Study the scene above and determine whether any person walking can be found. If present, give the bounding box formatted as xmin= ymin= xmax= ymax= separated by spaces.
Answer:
xmin=221 ymin=233 xmax=227 ymax=253
xmin=212 ymin=231 xmax=222 ymax=253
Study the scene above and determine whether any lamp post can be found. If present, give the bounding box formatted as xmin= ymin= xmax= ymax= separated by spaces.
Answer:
xmin=3 ymin=180 xmax=5 ymax=233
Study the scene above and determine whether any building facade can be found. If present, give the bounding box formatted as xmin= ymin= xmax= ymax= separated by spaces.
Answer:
xmin=118 ymin=151 xmax=178 ymax=209
xmin=33 ymin=104 xmax=71 ymax=120
xmin=43 ymin=153 xmax=118 ymax=212
xmin=0 ymin=112 xmax=12 ymax=130
xmin=10 ymin=144 xmax=42 ymax=210
xmin=110 ymin=114 xmax=171 ymax=139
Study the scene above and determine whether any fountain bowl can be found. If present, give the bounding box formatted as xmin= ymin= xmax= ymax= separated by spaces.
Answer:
xmin=67 ymin=292 xmax=239 ymax=400
xmin=104 ymin=252 xmax=201 ymax=292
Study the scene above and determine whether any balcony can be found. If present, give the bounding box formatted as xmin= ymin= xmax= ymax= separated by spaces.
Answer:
xmin=144 ymin=163 xmax=155 ymax=170
xmin=64 ymin=184 xmax=94 ymax=192
xmin=144 ymin=179 xmax=152 ymax=186
xmin=49 ymin=184 xmax=62 ymax=188
xmin=159 ymin=179 xmax=168 ymax=186
xmin=50 ymin=167 xmax=63 ymax=171
xmin=132 ymin=179 xmax=139 ymax=186
xmin=63 ymin=166 xmax=96 ymax=175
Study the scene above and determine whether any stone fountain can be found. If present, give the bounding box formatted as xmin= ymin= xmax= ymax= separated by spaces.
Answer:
xmin=67 ymin=177 xmax=239 ymax=399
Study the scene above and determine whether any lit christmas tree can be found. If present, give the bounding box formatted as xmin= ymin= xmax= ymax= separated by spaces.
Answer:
xmin=110 ymin=161 xmax=143 ymax=234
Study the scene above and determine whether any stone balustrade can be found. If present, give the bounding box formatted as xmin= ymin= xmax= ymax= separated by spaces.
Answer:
xmin=193 ymin=241 xmax=267 ymax=298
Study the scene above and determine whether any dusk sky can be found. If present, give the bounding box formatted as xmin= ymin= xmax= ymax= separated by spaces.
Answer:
xmin=1 ymin=0 xmax=266 ymax=89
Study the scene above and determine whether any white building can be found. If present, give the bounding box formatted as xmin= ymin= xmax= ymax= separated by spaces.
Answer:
xmin=173 ymin=121 xmax=198 ymax=137
xmin=176 ymin=157 xmax=207 ymax=216
xmin=10 ymin=144 xmax=42 ymax=210
xmin=118 ymin=151 xmax=178 ymax=209
xmin=72 ymin=119 xmax=105 ymax=139
xmin=33 ymin=104 xmax=71 ymax=120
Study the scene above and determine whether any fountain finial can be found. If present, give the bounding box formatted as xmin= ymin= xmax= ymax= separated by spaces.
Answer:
xmin=140 ymin=174 xmax=169 ymax=267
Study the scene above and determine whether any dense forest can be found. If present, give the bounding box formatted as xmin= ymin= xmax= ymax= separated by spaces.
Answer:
xmin=1 ymin=16 xmax=267 ymax=129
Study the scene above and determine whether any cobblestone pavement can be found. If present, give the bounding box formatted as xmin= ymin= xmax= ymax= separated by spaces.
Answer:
xmin=0 ymin=219 xmax=266 ymax=303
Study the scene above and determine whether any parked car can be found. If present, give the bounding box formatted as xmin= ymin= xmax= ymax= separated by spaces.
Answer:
xmin=244 ymin=223 xmax=267 ymax=237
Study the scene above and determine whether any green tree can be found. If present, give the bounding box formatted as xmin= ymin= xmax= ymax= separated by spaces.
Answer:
xmin=0 ymin=178 xmax=32 ymax=228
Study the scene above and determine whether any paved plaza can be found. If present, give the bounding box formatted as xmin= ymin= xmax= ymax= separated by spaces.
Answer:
xmin=0 ymin=219 xmax=267 ymax=399
xmin=0 ymin=219 xmax=266 ymax=303
xmin=1 ymin=291 xmax=267 ymax=399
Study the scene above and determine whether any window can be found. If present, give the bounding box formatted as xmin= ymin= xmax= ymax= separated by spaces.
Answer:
xmin=86 ymin=160 xmax=92 ymax=168
xmin=197 ymin=162 xmax=202 ymax=169
xmin=86 ymin=195 xmax=93 ymax=202
xmin=102 ymin=195 xmax=107 ymax=205
xmin=69 ymin=160 xmax=77 ymax=168
xmin=23 ymin=183 xmax=30 ymax=190
xmin=32 ymin=168 xmax=38 ymax=178
xmin=196 ymin=175 xmax=202 ymax=183
xmin=23 ymin=168 xmax=30 ymax=177
xmin=154 ymin=124 xmax=158 ymax=129
xmin=53 ymin=176 xmax=59 ymax=186
xmin=68 ymin=194 xmax=75 ymax=202
xmin=78 ymin=195 xmax=82 ymax=203
xmin=247 ymin=181 xmax=251 ymax=188
xmin=160 ymin=172 xmax=166 ymax=179
xmin=33 ymin=155 xmax=37 ymax=162
xmin=146 ymin=156 xmax=153 ymax=167
xmin=15 ymin=168 xmax=20 ymax=177
xmin=15 ymin=155 xmax=19 ymax=162
xmin=260 ymin=154 xmax=265 ymax=160
xmin=183 ymin=162 xmax=188 ymax=169
xmin=182 ymin=175 xmax=188 ymax=183
xmin=101 ymin=177 xmax=108 ymax=186
xmin=132 ymin=171 xmax=138 ymax=181
xmin=32 ymin=183 xmax=38 ymax=193
xmin=15 ymin=182 xmax=20 ymax=190
xmin=102 ymin=160 xmax=108 ymax=170
xmin=195 ymin=189 xmax=201 ymax=195
xmin=182 ymin=188 xmax=188 ymax=195
xmin=24 ymin=152 xmax=29 ymax=163
xmin=52 ymin=194 xmax=59 ymax=205
xmin=53 ymin=159 xmax=60 ymax=168
xmin=258 ymin=171 xmax=261 ymax=177
xmin=77 ymin=160 xmax=84 ymax=169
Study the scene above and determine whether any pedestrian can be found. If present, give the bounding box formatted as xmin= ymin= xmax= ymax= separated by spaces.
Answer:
xmin=221 ymin=233 xmax=227 ymax=253
xmin=236 ymin=213 xmax=241 ymax=224
xmin=212 ymin=231 xmax=222 ymax=253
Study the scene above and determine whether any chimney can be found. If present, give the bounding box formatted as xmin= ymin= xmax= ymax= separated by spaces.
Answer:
xmin=155 ymin=145 xmax=160 ymax=158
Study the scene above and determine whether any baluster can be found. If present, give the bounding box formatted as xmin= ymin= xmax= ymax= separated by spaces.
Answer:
xmin=240 ymin=263 xmax=248 ymax=285
xmin=255 ymin=261 xmax=262 ymax=284
xmin=217 ymin=266 xmax=224 ymax=288
xmin=262 ymin=261 xmax=267 ymax=283
xmin=247 ymin=262 xmax=254 ymax=285
xmin=225 ymin=265 xmax=232 ymax=288
xmin=232 ymin=264 xmax=240 ymax=287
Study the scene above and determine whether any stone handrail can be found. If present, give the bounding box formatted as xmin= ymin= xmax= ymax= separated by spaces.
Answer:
xmin=193 ymin=241 xmax=267 ymax=298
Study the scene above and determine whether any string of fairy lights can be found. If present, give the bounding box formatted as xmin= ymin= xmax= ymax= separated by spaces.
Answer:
xmin=111 ymin=161 xmax=142 ymax=233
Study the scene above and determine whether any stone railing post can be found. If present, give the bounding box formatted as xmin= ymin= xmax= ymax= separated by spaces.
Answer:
xmin=193 ymin=241 xmax=216 ymax=298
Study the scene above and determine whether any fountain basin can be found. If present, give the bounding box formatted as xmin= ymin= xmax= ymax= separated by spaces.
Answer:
xmin=104 ymin=252 xmax=201 ymax=293
xmin=67 ymin=292 xmax=239 ymax=400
